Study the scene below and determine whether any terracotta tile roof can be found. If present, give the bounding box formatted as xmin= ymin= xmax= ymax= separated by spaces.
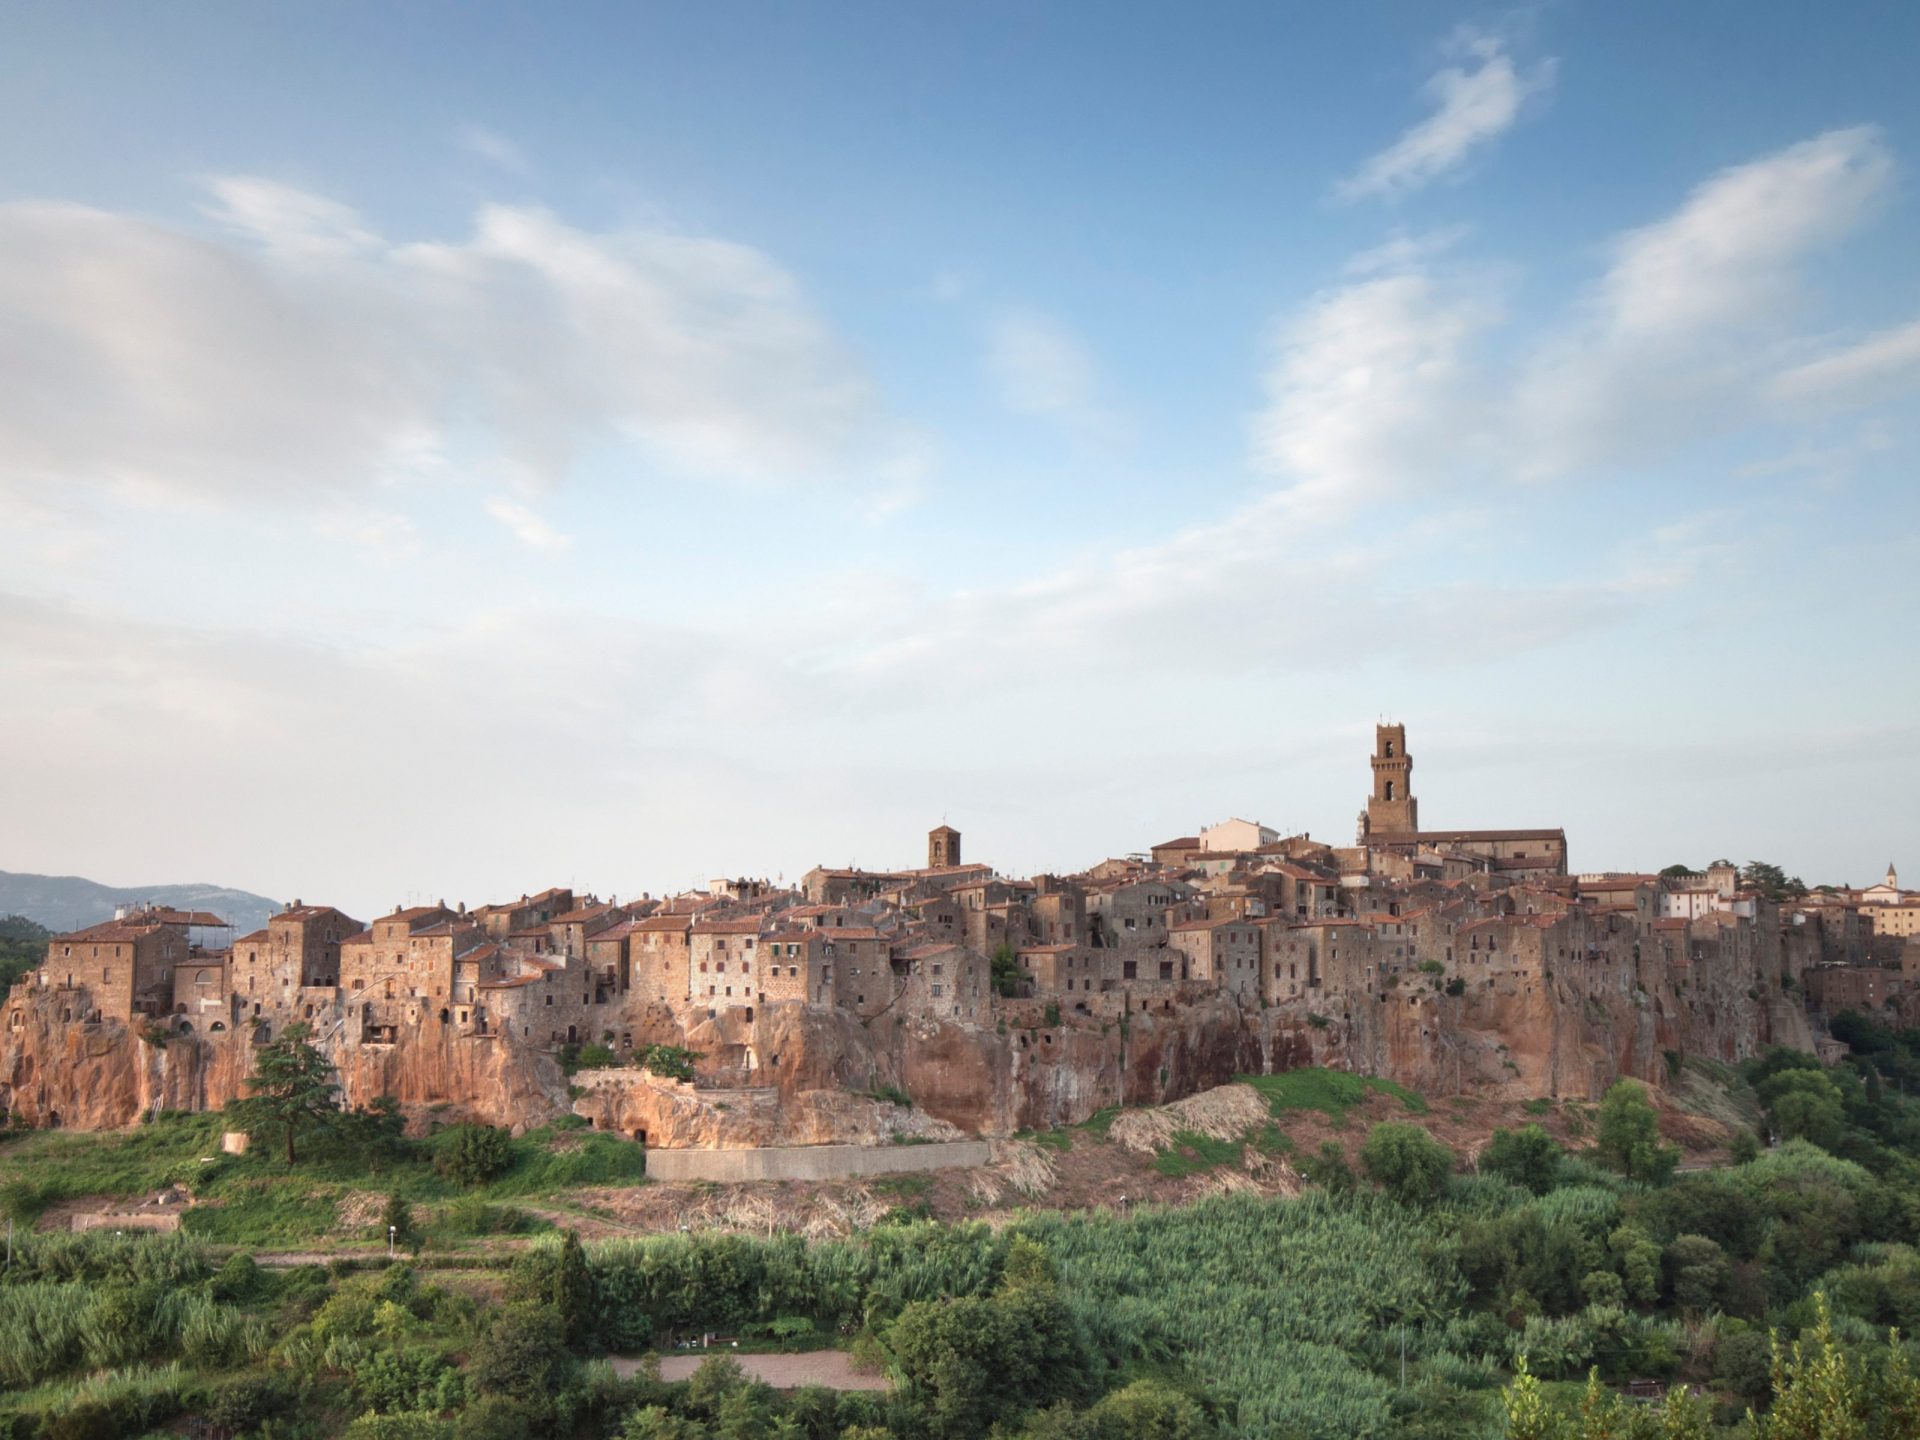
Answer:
xmin=895 ymin=942 xmax=962 ymax=960
xmin=231 ymin=929 xmax=271 ymax=946
xmin=587 ymin=920 xmax=641 ymax=943
xmin=276 ymin=905 xmax=353 ymax=923
xmin=383 ymin=906 xmax=447 ymax=923
xmin=552 ymin=903 xmax=618 ymax=925
xmin=693 ymin=917 xmax=763 ymax=935
xmin=58 ymin=918 xmax=164 ymax=942
xmin=144 ymin=908 xmax=231 ymax=927
xmin=633 ymin=916 xmax=691 ymax=934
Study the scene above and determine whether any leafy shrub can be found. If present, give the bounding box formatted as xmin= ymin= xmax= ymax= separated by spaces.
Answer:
xmin=468 ymin=1303 xmax=573 ymax=1400
xmin=1479 ymin=1125 xmax=1563 ymax=1196
xmin=200 ymin=1373 xmax=295 ymax=1433
xmin=436 ymin=1124 xmax=514 ymax=1186
xmin=1360 ymin=1123 xmax=1454 ymax=1207
xmin=638 ymin=1045 xmax=700 ymax=1083
xmin=355 ymin=1347 xmax=465 ymax=1414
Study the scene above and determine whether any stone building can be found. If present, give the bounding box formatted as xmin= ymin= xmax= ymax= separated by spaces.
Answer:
xmin=473 ymin=888 xmax=573 ymax=941
xmin=629 ymin=915 xmax=693 ymax=1006
xmin=1362 ymin=723 xmax=1418 ymax=835
xmin=38 ymin=907 xmax=221 ymax=1024
xmin=1017 ymin=943 xmax=1103 ymax=998
xmin=928 ymin=824 xmax=962 ymax=869
xmin=1167 ymin=916 xmax=1263 ymax=998
xmin=689 ymin=916 xmax=765 ymax=1013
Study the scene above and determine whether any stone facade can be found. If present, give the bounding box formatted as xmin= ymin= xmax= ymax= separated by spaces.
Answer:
xmin=1 ymin=739 xmax=1878 ymax=1141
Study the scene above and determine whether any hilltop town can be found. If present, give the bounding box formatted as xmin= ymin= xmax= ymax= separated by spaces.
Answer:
xmin=3 ymin=726 xmax=1911 ymax=1144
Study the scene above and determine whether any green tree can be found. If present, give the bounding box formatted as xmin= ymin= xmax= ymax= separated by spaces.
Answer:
xmin=1501 ymin=1355 xmax=1561 ymax=1440
xmin=1001 ymin=1235 xmax=1056 ymax=1292
xmin=1086 ymin=1379 xmax=1215 ymax=1440
xmin=1608 ymin=1224 xmax=1662 ymax=1307
xmin=553 ymin=1230 xmax=593 ymax=1349
xmin=1753 ymin=1294 xmax=1863 ymax=1440
xmin=226 ymin=1021 xmax=341 ymax=1163
xmin=621 ymin=1407 xmax=711 ymax=1440
xmin=468 ymin=1303 xmax=572 ymax=1400
xmin=1594 ymin=1081 xmax=1678 ymax=1185
xmin=1658 ymin=864 xmax=1695 ymax=880
xmin=639 ymin=1045 xmax=702 ymax=1082
xmin=438 ymin=1123 xmax=514 ymax=1186
xmin=991 ymin=942 xmax=1021 ymax=999
xmin=888 ymin=1285 xmax=1091 ymax=1438
xmin=1482 ymin=1125 xmax=1564 ymax=1196
xmin=0 ymin=914 xmax=50 ymax=993
xmin=1756 ymin=1070 xmax=1846 ymax=1150
xmin=1360 ymin=1122 xmax=1455 ymax=1206
xmin=1663 ymin=1235 xmax=1729 ymax=1313
xmin=1740 ymin=861 xmax=1808 ymax=903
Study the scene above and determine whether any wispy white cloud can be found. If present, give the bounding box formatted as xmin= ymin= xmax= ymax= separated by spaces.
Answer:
xmin=985 ymin=308 xmax=1115 ymax=443
xmin=1337 ymin=28 xmax=1556 ymax=202
xmin=1593 ymin=127 xmax=1889 ymax=343
xmin=0 ymin=180 xmax=914 ymax=512
xmin=1250 ymin=266 xmax=1499 ymax=515
xmin=1515 ymin=125 xmax=1892 ymax=476
xmin=456 ymin=125 xmax=529 ymax=174
xmin=1341 ymin=225 xmax=1471 ymax=275
xmin=1772 ymin=317 xmax=1920 ymax=405
xmin=485 ymin=496 xmax=571 ymax=552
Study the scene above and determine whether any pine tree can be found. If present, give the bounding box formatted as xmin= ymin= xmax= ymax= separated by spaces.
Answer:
xmin=553 ymin=1229 xmax=593 ymax=1349
xmin=226 ymin=1021 xmax=341 ymax=1164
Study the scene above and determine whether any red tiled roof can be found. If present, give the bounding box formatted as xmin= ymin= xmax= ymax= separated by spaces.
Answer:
xmin=633 ymin=916 xmax=691 ymax=934
xmin=692 ymin=918 xmax=762 ymax=935
xmin=552 ymin=903 xmax=617 ymax=925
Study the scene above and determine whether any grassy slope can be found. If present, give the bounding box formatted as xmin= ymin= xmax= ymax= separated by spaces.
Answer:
xmin=0 ymin=1112 xmax=645 ymax=1248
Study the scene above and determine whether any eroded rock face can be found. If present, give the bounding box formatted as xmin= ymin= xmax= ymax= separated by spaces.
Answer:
xmin=0 ymin=988 xmax=566 ymax=1133
xmin=0 ymin=954 xmax=1816 ymax=1139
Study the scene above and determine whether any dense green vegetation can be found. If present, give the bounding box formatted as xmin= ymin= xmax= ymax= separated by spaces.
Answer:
xmin=0 ymin=913 xmax=48 ymax=993
xmin=0 ymin=1109 xmax=645 ymax=1246
xmin=13 ymin=1031 xmax=1920 ymax=1436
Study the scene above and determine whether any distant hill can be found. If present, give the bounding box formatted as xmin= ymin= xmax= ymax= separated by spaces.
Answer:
xmin=0 ymin=871 xmax=282 ymax=937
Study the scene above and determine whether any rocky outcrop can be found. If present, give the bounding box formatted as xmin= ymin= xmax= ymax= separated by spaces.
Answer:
xmin=1 ymin=947 xmax=1818 ymax=1139
xmin=0 ymin=987 xmax=566 ymax=1132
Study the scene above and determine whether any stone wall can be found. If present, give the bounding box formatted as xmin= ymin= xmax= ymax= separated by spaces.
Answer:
xmin=644 ymin=1140 xmax=990 ymax=1183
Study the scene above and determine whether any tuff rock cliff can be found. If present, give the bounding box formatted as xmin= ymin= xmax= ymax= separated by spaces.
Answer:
xmin=0 ymin=956 xmax=1815 ymax=1139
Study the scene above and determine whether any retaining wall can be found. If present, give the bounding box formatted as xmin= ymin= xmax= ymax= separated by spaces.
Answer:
xmin=644 ymin=1140 xmax=990 ymax=1183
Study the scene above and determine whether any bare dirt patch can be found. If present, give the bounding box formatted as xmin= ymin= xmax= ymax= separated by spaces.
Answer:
xmin=620 ymin=1350 xmax=890 ymax=1390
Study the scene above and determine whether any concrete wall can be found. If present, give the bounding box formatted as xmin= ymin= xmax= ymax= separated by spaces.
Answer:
xmin=645 ymin=1139 xmax=990 ymax=1183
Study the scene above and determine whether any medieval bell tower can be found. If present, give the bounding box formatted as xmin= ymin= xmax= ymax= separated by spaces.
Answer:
xmin=928 ymin=824 xmax=961 ymax=869
xmin=1366 ymin=723 xmax=1418 ymax=835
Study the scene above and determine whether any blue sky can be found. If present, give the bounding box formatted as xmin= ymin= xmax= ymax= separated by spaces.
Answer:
xmin=2 ymin=2 xmax=1916 ymax=917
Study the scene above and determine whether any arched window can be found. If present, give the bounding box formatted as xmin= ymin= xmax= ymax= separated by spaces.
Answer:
xmin=1384 ymin=741 xmax=1395 ymax=758
xmin=1385 ymin=781 xmax=1396 ymax=801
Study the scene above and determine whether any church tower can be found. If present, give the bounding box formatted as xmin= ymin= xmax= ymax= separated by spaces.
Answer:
xmin=1366 ymin=724 xmax=1418 ymax=835
xmin=928 ymin=824 xmax=961 ymax=869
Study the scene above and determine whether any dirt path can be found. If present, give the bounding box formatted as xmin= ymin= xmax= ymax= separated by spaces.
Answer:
xmin=613 ymin=1350 xmax=890 ymax=1390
